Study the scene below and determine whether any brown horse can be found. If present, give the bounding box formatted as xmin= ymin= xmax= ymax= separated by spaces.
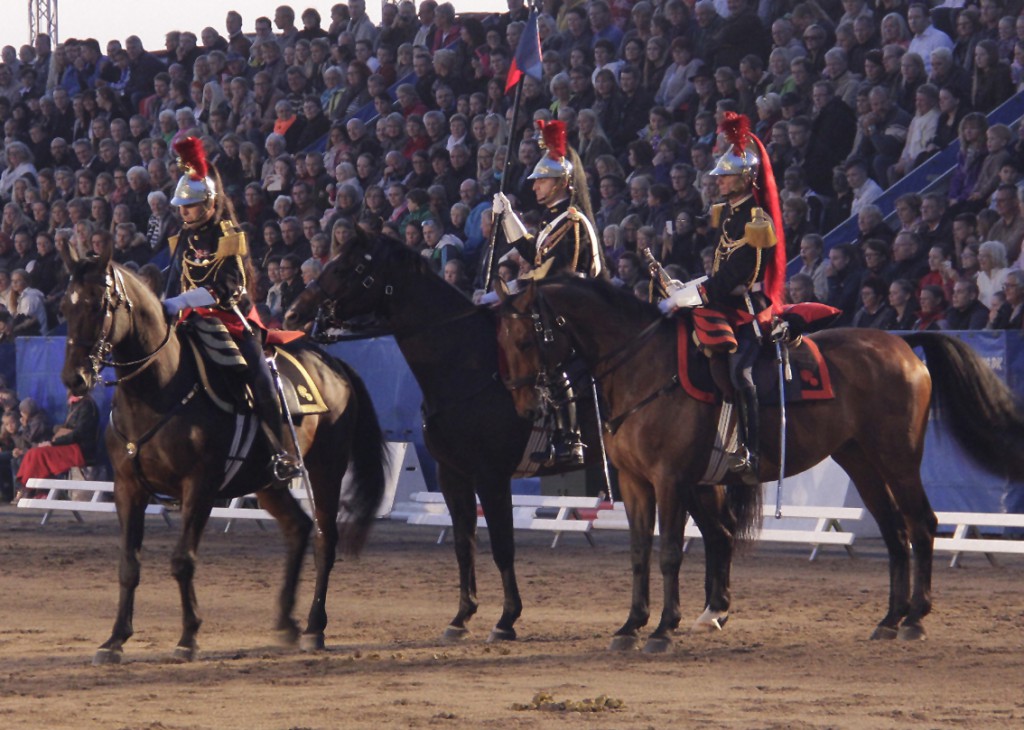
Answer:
xmin=59 ymin=247 xmax=388 ymax=664
xmin=497 ymin=276 xmax=1024 ymax=647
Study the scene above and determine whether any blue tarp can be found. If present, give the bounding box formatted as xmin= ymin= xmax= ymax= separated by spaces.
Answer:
xmin=11 ymin=332 xmax=1024 ymax=509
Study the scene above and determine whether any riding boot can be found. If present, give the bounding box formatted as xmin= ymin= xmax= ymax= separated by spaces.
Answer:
xmin=731 ymin=388 xmax=761 ymax=487
xmin=238 ymin=333 xmax=303 ymax=486
xmin=532 ymin=372 xmax=585 ymax=466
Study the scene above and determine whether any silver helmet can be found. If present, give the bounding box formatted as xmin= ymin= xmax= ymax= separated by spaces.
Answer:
xmin=171 ymin=172 xmax=217 ymax=207
xmin=528 ymin=154 xmax=573 ymax=181
xmin=707 ymin=144 xmax=759 ymax=179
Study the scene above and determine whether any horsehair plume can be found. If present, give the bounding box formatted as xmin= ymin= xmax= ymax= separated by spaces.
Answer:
xmin=720 ymin=111 xmax=750 ymax=154
xmin=174 ymin=137 xmax=208 ymax=181
xmin=536 ymin=119 xmax=568 ymax=160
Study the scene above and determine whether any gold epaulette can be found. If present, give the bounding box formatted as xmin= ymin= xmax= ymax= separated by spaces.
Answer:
xmin=710 ymin=203 xmax=725 ymax=229
xmin=744 ymin=207 xmax=777 ymax=249
xmin=167 ymin=233 xmax=180 ymax=256
xmin=215 ymin=221 xmax=249 ymax=258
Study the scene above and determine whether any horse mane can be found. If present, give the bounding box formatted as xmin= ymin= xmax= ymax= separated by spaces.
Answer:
xmin=538 ymin=275 xmax=661 ymax=322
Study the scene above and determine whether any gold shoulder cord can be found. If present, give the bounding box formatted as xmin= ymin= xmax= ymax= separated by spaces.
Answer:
xmin=712 ymin=206 xmax=764 ymax=289
xmin=180 ymin=224 xmax=249 ymax=295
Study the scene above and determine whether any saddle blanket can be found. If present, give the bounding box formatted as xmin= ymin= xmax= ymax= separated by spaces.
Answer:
xmin=181 ymin=315 xmax=328 ymax=417
xmin=676 ymin=316 xmax=835 ymax=406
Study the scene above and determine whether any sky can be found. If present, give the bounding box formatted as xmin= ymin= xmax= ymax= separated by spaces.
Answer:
xmin=0 ymin=1 xmax=508 ymax=54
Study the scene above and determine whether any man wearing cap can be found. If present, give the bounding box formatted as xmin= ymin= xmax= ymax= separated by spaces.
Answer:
xmin=492 ymin=120 xmax=605 ymax=464
xmin=163 ymin=137 xmax=301 ymax=485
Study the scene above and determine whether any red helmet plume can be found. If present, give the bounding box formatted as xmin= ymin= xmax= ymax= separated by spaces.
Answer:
xmin=535 ymin=119 xmax=567 ymax=161
xmin=174 ymin=137 xmax=209 ymax=181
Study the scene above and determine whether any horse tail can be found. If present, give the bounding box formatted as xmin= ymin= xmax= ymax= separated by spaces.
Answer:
xmin=902 ymin=332 xmax=1024 ymax=480
xmin=727 ymin=483 xmax=763 ymax=543
xmin=324 ymin=354 xmax=389 ymax=555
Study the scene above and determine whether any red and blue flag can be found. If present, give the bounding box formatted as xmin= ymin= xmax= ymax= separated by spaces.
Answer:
xmin=505 ymin=12 xmax=543 ymax=92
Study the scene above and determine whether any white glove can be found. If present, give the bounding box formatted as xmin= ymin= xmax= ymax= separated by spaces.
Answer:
xmin=491 ymin=192 xmax=510 ymax=215
xmin=163 ymin=287 xmax=216 ymax=315
xmin=658 ymin=276 xmax=707 ymax=314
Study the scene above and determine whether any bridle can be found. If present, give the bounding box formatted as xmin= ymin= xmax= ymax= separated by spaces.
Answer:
xmin=71 ymin=265 xmax=174 ymax=387
xmin=499 ymin=284 xmax=675 ymax=433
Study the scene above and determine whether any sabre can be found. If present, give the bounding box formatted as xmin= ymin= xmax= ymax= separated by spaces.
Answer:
xmin=774 ymin=339 xmax=787 ymax=519
xmin=266 ymin=354 xmax=318 ymax=533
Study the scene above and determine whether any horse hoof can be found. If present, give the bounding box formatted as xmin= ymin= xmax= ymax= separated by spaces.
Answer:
xmin=92 ymin=648 xmax=122 ymax=666
xmin=442 ymin=625 xmax=470 ymax=642
xmin=300 ymin=633 xmax=326 ymax=652
xmin=608 ymin=634 xmax=639 ymax=652
xmin=898 ymin=624 xmax=926 ymax=641
xmin=487 ymin=627 xmax=516 ymax=643
xmin=276 ymin=626 xmax=301 ymax=647
xmin=869 ymin=626 xmax=899 ymax=641
xmin=642 ymin=636 xmax=672 ymax=654
xmin=172 ymin=645 xmax=197 ymax=662
xmin=691 ymin=607 xmax=728 ymax=632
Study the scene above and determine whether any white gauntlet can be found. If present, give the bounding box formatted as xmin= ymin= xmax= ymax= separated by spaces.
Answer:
xmin=163 ymin=287 xmax=216 ymax=315
xmin=658 ymin=276 xmax=708 ymax=314
xmin=500 ymin=207 xmax=529 ymax=243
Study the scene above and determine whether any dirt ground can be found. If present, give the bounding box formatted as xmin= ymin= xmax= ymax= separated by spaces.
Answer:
xmin=0 ymin=504 xmax=1021 ymax=730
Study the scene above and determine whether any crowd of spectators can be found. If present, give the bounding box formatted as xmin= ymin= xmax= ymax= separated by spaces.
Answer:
xmin=1 ymin=0 xmax=1024 ymax=334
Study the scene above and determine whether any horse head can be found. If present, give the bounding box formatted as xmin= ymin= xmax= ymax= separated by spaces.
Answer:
xmin=60 ymin=242 xmax=117 ymax=394
xmin=496 ymin=281 xmax=576 ymax=421
xmin=282 ymin=282 xmax=327 ymax=332
xmin=312 ymin=229 xmax=400 ymax=324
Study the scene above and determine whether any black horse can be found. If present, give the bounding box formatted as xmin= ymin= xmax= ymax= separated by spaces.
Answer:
xmin=285 ymin=234 xmax=620 ymax=641
xmin=60 ymin=246 xmax=388 ymax=663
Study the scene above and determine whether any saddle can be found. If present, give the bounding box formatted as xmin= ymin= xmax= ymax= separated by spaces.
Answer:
xmin=677 ymin=303 xmax=840 ymax=406
xmin=179 ymin=315 xmax=328 ymax=418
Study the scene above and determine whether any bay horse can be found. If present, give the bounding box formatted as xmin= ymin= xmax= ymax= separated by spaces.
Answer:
xmin=284 ymin=233 xmax=668 ymax=642
xmin=496 ymin=276 xmax=1024 ymax=647
xmin=59 ymin=246 xmax=388 ymax=664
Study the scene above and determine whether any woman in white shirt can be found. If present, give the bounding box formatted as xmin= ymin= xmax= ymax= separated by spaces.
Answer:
xmin=976 ymin=239 xmax=1010 ymax=308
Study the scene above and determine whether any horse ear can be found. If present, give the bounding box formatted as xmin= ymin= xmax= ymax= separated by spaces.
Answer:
xmin=495 ymin=279 xmax=511 ymax=302
xmin=521 ymin=258 xmax=555 ymax=281
xmin=56 ymin=235 xmax=78 ymax=270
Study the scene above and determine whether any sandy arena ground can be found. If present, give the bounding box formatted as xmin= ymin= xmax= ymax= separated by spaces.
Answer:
xmin=0 ymin=504 xmax=1021 ymax=730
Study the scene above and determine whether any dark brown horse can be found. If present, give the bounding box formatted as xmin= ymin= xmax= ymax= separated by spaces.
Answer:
xmin=60 ymin=247 xmax=387 ymax=664
xmin=284 ymin=234 xmax=632 ymax=642
xmin=497 ymin=276 xmax=1024 ymax=646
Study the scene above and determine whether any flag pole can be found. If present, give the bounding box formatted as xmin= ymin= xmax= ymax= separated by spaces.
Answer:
xmin=482 ymin=3 xmax=538 ymax=293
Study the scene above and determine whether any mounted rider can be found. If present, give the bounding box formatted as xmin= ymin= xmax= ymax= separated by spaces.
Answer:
xmin=492 ymin=120 xmax=605 ymax=465
xmin=162 ymin=137 xmax=301 ymax=485
xmin=663 ymin=112 xmax=787 ymax=486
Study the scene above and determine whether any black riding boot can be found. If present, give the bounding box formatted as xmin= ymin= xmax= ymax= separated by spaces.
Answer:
xmin=237 ymin=332 xmax=302 ymax=486
xmin=533 ymin=372 xmax=585 ymax=466
xmin=731 ymin=387 xmax=761 ymax=487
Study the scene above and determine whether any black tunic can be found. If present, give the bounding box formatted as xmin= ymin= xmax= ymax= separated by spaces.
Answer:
xmin=510 ymin=198 xmax=600 ymax=278
xmin=703 ymin=194 xmax=773 ymax=316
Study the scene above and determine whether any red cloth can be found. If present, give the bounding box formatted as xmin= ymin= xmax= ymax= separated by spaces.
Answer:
xmin=17 ymin=443 xmax=86 ymax=483
xmin=183 ymin=306 xmax=305 ymax=345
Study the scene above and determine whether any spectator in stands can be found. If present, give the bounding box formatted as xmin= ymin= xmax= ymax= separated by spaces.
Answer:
xmin=907 ymin=3 xmax=953 ymax=74
xmin=852 ymin=275 xmax=897 ymax=329
xmin=989 ymin=269 xmax=1024 ymax=328
xmin=825 ymin=242 xmax=864 ymax=326
xmin=787 ymin=272 xmax=818 ymax=304
xmin=977 ymin=239 xmax=1011 ymax=308
xmin=971 ymin=38 xmax=1014 ymax=113
xmin=886 ymin=278 xmax=919 ymax=329
xmin=986 ymin=183 xmax=1024 ymax=263
xmin=846 ymin=158 xmax=884 ymax=216
xmin=9 ymin=268 xmax=46 ymax=336
xmin=887 ymin=230 xmax=931 ymax=285
xmin=14 ymin=391 xmax=99 ymax=500
xmin=946 ymin=279 xmax=990 ymax=329
xmin=797 ymin=233 xmax=829 ymax=302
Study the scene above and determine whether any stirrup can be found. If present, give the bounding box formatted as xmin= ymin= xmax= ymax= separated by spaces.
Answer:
xmin=271 ymin=453 xmax=303 ymax=484
xmin=726 ymin=448 xmax=760 ymax=486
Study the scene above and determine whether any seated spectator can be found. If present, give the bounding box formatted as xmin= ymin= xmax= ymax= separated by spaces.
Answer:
xmin=889 ymin=83 xmax=940 ymax=183
xmin=913 ymin=285 xmax=948 ymax=330
xmin=14 ymin=391 xmax=98 ymax=501
xmin=988 ymin=269 xmax=1024 ymax=328
xmin=0 ymin=409 xmax=19 ymax=502
xmin=945 ymin=279 xmax=990 ymax=330
xmin=971 ymin=39 xmax=1014 ymax=113
xmin=852 ymin=276 xmax=897 ymax=329
xmin=787 ymin=272 xmax=819 ymax=304
xmin=825 ymin=242 xmax=864 ymax=326
xmin=986 ymin=183 xmax=1024 ymax=263
xmin=977 ymin=239 xmax=1011 ymax=308
xmin=887 ymin=278 xmax=920 ymax=329
xmin=797 ymin=233 xmax=829 ymax=301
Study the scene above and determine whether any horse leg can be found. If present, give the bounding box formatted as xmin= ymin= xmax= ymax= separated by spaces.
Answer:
xmin=689 ymin=485 xmax=734 ymax=633
xmin=169 ymin=497 xmax=213 ymax=662
xmin=878 ymin=465 xmax=937 ymax=641
xmin=832 ymin=445 xmax=913 ymax=640
xmin=643 ymin=481 xmax=687 ymax=654
xmin=477 ymin=474 xmax=522 ymax=642
xmin=256 ymin=486 xmax=314 ymax=648
xmin=439 ymin=465 xmax=480 ymax=641
xmin=610 ymin=473 xmax=655 ymax=652
xmin=93 ymin=498 xmax=148 ymax=665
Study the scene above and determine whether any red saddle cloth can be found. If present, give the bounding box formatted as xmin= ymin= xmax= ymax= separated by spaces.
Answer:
xmin=676 ymin=312 xmax=835 ymax=406
xmin=186 ymin=305 xmax=305 ymax=345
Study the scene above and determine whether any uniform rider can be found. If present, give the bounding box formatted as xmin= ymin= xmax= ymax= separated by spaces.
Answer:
xmin=491 ymin=119 xmax=605 ymax=465
xmin=161 ymin=137 xmax=302 ymax=485
xmin=670 ymin=112 xmax=787 ymax=487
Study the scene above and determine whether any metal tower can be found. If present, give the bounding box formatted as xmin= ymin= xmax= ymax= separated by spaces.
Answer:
xmin=29 ymin=0 xmax=58 ymax=43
